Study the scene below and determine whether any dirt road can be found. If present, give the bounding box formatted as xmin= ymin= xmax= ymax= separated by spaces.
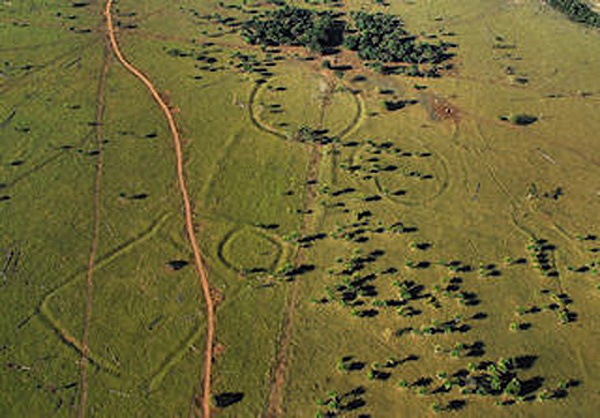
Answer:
xmin=102 ymin=1 xmax=215 ymax=417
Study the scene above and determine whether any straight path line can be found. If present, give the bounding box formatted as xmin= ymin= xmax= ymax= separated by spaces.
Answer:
xmin=76 ymin=42 xmax=109 ymax=418
xmin=264 ymin=144 xmax=322 ymax=417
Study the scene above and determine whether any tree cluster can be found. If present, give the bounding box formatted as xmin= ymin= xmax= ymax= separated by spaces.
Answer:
xmin=547 ymin=0 xmax=600 ymax=27
xmin=241 ymin=6 xmax=345 ymax=52
xmin=344 ymin=12 xmax=452 ymax=64
xmin=241 ymin=7 xmax=455 ymax=67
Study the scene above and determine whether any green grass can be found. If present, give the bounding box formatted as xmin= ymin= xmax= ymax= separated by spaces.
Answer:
xmin=1 ymin=0 xmax=599 ymax=417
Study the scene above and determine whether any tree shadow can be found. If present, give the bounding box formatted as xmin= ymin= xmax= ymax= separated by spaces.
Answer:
xmin=214 ymin=392 xmax=244 ymax=408
xmin=166 ymin=260 xmax=189 ymax=271
xmin=518 ymin=377 xmax=544 ymax=397
xmin=384 ymin=99 xmax=419 ymax=111
xmin=355 ymin=309 xmax=378 ymax=318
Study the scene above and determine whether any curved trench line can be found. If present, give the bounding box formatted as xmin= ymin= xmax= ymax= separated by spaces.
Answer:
xmin=373 ymin=174 xmax=448 ymax=207
xmin=375 ymin=144 xmax=451 ymax=207
xmin=217 ymin=227 xmax=284 ymax=274
xmin=174 ymin=213 xmax=294 ymax=274
xmin=104 ymin=2 xmax=215 ymax=417
xmin=248 ymin=78 xmax=364 ymax=142
xmin=509 ymin=207 xmax=566 ymax=295
xmin=39 ymin=213 xmax=169 ymax=309
xmin=263 ymin=81 xmax=364 ymax=417
xmin=507 ymin=186 xmax=589 ymax=300
xmin=37 ymin=213 xmax=170 ymax=377
xmin=347 ymin=139 xmax=451 ymax=207
xmin=472 ymin=120 xmax=586 ymax=257
xmin=164 ymin=212 xmax=292 ymax=260
xmin=248 ymin=82 xmax=288 ymax=140
xmin=511 ymin=201 xmax=586 ymax=260
xmin=148 ymin=318 xmax=204 ymax=392
xmin=335 ymin=88 xmax=365 ymax=139
xmin=37 ymin=306 xmax=122 ymax=376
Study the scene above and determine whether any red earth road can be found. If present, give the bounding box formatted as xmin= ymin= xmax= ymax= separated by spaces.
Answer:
xmin=103 ymin=1 xmax=215 ymax=417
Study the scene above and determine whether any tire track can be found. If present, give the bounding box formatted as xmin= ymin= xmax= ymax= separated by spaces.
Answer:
xmin=103 ymin=1 xmax=215 ymax=417
xmin=77 ymin=41 xmax=110 ymax=418
xmin=264 ymin=145 xmax=321 ymax=418
xmin=264 ymin=78 xmax=362 ymax=417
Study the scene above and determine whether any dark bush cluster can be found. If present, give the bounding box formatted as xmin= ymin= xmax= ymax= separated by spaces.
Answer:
xmin=547 ymin=0 xmax=600 ymax=27
xmin=241 ymin=6 xmax=345 ymax=52
xmin=344 ymin=12 xmax=453 ymax=64
xmin=241 ymin=7 xmax=455 ymax=68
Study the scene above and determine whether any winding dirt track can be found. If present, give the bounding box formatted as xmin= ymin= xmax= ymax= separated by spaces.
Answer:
xmin=103 ymin=1 xmax=215 ymax=417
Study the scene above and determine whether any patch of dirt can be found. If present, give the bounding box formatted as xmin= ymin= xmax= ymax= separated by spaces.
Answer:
xmin=422 ymin=92 xmax=462 ymax=123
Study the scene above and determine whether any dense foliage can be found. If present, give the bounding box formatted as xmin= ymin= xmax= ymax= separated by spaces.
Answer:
xmin=242 ymin=7 xmax=454 ymax=67
xmin=344 ymin=12 xmax=452 ymax=64
xmin=547 ymin=0 xmax=600 ymax=27
xmin=241 ymin=6 xmax=345 ymax=52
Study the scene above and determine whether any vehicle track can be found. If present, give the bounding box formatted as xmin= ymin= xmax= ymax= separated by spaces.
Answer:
xmin=77 ymin=42 xmax=109 ymax=418
xmin=264 ymin=145 xmax=321 ymax=418
xmin=264 ymin=76 xmax=361 ymax=417
xmin=104 ymin=1 xmax=215 ymax=417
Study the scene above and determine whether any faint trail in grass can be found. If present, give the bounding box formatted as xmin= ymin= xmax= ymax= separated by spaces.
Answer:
xmin=77 ymin=42 xmax=110 ymax=418
xmin=0 ymin=42 xmax=99 ymax=184
xmin=264 ymin=81 xmax=365 ymax=416
xmin=0 ymin=132 xmax=92 ymax=190
xmin=0 ymin=40 xmax=97 ymax=97
xmin=264 ymin=145 xmax=322 ymax=418
xmin=317 ymin=76 xmax=335 ymax=128
xmin=0 ymin=38 xmax=87 ymax=53
xmin=148 ymin=321 xmax=203 ymax=391
xmin=37 ymin=213 xmax=170 ymax=372
xmin=198 ymin=131 xmax=243 ymax=208
xmin=104 ymin=1 xmax=215 ymax=417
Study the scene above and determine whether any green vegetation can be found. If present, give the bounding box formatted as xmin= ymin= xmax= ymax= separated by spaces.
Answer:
xmin=548 ymin=0 xmax=600 ymax=27
xmin=344 ymin=12 xmax=453 ymax=65
xmin=2 ymin=0 xmax=600 ymax=417
xmin=242 ymin=6 xmax=455 ymax=73
xmin=242 ymin=6 xmax=344 ymax=52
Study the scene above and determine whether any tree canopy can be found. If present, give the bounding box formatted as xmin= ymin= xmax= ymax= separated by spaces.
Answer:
xmin=242 ymin=7 xmax=455 ymax=69
xmin=241 ymin=6 xmax=345 ymax=52
xmin=344 ymin=12 xmax=453 ymax=64
xmin=547 ymin=0 xmax=600 ymax=27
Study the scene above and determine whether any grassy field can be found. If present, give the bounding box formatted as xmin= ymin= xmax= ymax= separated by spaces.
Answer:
xmin=1 ymin=0 xmax=599 ymax=417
